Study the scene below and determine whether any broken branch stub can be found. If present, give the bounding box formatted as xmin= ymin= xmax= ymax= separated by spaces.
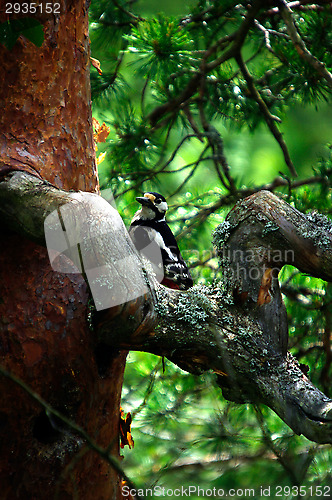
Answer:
xmin=210 ymin=190 xmax=332 ymax=442
xmin=214 ymin=190 xmax=332 ymax=355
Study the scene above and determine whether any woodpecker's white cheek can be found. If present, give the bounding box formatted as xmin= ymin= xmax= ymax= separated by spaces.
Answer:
xmin=158 ymin=201 xmax=168 ymax=213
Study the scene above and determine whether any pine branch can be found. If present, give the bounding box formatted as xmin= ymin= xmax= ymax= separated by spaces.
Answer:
xmin=265 ymin=0 xmax=332 ymax=15
xmin=175 ymin=169 xmax=332 ymax=238
xmin=253 ymin=405 xmax=302 ymax=485
xmin=205 ymin=0 xmax=266 ymax=72
xmin=1 ymin=172 xmax=332 ymax=443
xmin=111 ymin=0 xmax=143 ymax=23
xmin=148 ymin=0 xmax=266 ymax=127
xmin=279 ymin=1 xmax=332 ymax=89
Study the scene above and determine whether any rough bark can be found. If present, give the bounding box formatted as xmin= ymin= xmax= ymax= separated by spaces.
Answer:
xmin=0 ymin=1 xmax=126 ymax=498
xmin=1 ymin=172 xmax=332 ymax=445
xmin=0 ymin=0 xmax=97 ymax=190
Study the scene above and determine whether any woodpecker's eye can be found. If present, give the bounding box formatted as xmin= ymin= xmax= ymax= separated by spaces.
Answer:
xmin=155 ymin=199 xmax=161 ymax=204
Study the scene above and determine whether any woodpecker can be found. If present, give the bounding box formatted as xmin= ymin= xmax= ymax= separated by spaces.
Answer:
xmin=130 ymin=192 xmax=193 ymax=290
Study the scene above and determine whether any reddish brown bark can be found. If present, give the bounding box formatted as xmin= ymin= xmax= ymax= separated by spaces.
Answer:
xmin=0 ymin=1 xmax=125 ymax=498
xmin=0 ymin=0 xmax=97 ymax=190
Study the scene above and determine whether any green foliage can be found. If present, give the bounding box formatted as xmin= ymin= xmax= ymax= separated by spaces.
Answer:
xmin=121 ymin=354 xmax=332 ymax=496
xmin=0 ymin=18 xmax=44 ymax=50
xmin=125 ymin=15 xmax=196 ymax=79
xmin=89 ymin=0 xmax=332 ymax=493
xmin=90 ymin=70 xmax=128 ymax=106
xmin=107 ymin=104 xmax=161 ymax=172
xmin=269 ymin=8 xmax=332 ymax=104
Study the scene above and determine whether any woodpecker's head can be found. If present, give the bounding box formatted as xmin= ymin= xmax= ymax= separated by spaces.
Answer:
xmin=135 ymin=192 xmax=168 ymax=221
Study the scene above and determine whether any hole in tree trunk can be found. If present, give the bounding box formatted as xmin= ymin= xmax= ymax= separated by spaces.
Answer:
xmin=33 ymin=410 xmax=63 ymax=444
xmin=94 ymin=342 xmax=119 ymax=378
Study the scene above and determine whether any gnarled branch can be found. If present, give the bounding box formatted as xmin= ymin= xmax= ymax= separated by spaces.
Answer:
xmin=1 ymin=171 xmax=332 ymax=444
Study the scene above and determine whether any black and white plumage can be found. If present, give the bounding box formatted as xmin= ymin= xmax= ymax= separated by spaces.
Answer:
xmin=129 ymin=192 xmax=193 ymax=290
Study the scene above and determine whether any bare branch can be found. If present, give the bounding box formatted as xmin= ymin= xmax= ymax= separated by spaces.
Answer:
xmin=174 ymin=169 xmax=332 ymax=239
xmin=265 ymin=0 xmax=332 ymax=16
xmin=254 ymin=19 xmax=290 ymax=55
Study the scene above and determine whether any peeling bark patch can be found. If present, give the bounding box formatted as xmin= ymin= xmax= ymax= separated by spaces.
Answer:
xmin=22 ymin=341 xmax=44 ymax=367
xmin=0 ymin=0 xmax=98 ymax=192
xmin=257 ymin=267 xmax=273 ymax=305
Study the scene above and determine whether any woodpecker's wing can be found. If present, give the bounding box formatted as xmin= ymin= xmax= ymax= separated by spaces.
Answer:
xmin=155 ymin=222 xmax=193 ymax=289
xmin=130 ymin=219 xmax=193 ymax=290
xmin=129 ymin=223 xmax=165 ymax=282
xmin=162 ymin=253 xmax=193 ymax=290
xmin=129 ymin=222 xmax=154 ymax=252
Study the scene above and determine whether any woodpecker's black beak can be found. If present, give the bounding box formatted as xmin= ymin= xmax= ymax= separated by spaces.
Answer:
xmin=136 ymin=196 xmax=152 ymax=206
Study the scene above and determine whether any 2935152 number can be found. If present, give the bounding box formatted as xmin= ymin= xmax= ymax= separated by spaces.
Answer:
xmin=5 ymin=3 xmax=61 ymax=14
xmin=276 ymin=485 xmax=331 ymax=497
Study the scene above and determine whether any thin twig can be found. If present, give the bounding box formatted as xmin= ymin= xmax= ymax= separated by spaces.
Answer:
xmin=162 ymin=156 xmax=214 ymax=174
xmin=169 ymin=145 xmax=209 ymax=198
xmin=111 ymin=0 xmax=144 ymax=22
xmin=140 ymin=76 xmax=150 ymax=116
xmin=112 ymin=134 xmax=200 ymax=198
xmin=199 ymin=102 xmax=237 ymax=192
xmin=236 ymin=53 xmax=298 ymax=177
xmin=174 ymin=169 xmax=332 ymax=238
xmin=183 ymin=106 xmax=204 ymax=141
xmin=254 ymin=20 xmax=289 ymax=55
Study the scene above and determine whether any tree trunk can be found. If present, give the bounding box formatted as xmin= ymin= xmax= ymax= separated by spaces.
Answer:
xmin=0 ymin=2 xmax=126 ymax=498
